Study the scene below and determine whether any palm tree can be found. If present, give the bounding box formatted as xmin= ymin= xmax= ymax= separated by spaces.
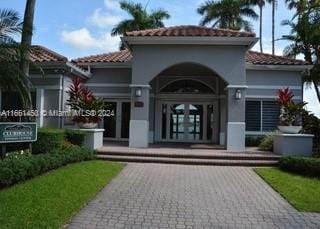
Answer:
xmin=197 ymin=0 xmax=258 ymax=32
xmin=0 ymin=9 xmax=33 ymax=108
xmin=111 ymin=0 xmax=170 ymax=36
xmin=282 ymin=2 xmax=320 ymax=103
xmin=270 ymin=0 xmax=277 ymax=55
xmin=249 ymin=0 xmax=272 ymax=52
xmin=20 ymin=0 xmax=36 ymax=109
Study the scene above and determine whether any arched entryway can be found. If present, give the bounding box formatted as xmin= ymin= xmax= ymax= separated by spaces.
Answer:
xmin=149 ymin=63 xmax=227 ymax=145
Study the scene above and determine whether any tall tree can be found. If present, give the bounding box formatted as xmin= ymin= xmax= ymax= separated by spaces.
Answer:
xmin=0 ymin=9 xmax=33 ymax=108
xmin=111 ymin=0 xmax=170 ymax=36
xmin=270 ymin=0 xmax=277 ymax=55
xmin=249 ymin=0 xmax=272 ymax=52
xmin=282 ymin=1 xmax=320 ymax=104
xmin=197 ymin=0 xmax=258 ymax=32
xmin=20 ymin=0 xmax=36 ymax=109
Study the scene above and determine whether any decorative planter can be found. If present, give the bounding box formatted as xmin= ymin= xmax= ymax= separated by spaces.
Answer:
xmin=278 ymin=125 xmax=302 ymax=134
xmin=77 ymin=122 xmax=98 ymax=129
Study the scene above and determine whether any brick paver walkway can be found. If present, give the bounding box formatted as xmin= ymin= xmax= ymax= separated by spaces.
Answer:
xmin=68 ymin=164 xmax=320 ymax=229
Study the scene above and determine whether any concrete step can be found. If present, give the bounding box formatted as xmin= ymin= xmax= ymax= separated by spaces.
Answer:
xmin=97 ymin=154 xmax=279 ymax=167
xmin=96 ymin=150 xmax=281 ymax=161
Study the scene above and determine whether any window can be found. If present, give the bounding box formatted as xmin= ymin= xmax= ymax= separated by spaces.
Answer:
xmin=161 ymin=80 xmax=214 ymax=94
xmin=245 ymin=100 xmax=280 ymax=132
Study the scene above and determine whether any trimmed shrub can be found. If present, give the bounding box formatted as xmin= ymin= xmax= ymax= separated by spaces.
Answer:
xmin=0 ymin=146 xmax=95 ymax=187
xmin=258 ymin=135 xmax=274 ymax=151
xmin=279 ymin=156 xmax=320 ymax=178
xmin=32 ymin=128 xmax=65 ymax=154
xmin=245 ymin=136 xmax=263 ymax=147
xmin=65 ymin=129 xmax=86 ymax=146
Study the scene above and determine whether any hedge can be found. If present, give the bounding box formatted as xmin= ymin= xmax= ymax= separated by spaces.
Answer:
xmin=65 ymin=129 xmax=86 ymax=146
xmin=279 ymin=156 xmax=320 ymax=178
xmin=32 ymin=128 xmax=65 ymax=154
xmin=32 ymin=128 xmax=87 ymax=154
xmin=0 ymin=146 xmax=95 ymax=188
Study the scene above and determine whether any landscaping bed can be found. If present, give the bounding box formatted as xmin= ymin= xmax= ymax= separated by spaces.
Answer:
xmin=255 ymin=167 xmax=320 ymax=212
xmin=0 ymin=160 xmax=124 ymax=229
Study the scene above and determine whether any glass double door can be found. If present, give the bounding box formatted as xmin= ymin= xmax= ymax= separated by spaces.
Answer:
xmin=161 ymin=102 xmax=214 ymax=142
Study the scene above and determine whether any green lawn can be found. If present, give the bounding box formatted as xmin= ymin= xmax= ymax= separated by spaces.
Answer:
xmin=0 ymin=160 xmax=124 ymax=229
xmin=255 ymin=168 xmax=320 ymax=212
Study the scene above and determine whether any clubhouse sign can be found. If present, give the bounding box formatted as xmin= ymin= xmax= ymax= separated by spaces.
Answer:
xmin=0 ymin=123 xmax=37 ymax=143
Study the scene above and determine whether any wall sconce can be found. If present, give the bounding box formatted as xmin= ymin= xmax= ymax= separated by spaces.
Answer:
xmin=135 ymin=88 xmax=142 ymax=97
xmin=235 ymin=89 xmax=242 ymax=100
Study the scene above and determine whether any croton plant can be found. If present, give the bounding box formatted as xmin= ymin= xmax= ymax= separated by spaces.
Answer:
xmin=67 ymin=76 xmax=105 ymax=124
xmin=277 ymin=88 xmax=306 ymax=126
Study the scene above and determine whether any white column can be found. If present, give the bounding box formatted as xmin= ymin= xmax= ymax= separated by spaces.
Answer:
xmin=129 ymin=85 xmax=150 ymax=148
xmin=226 ymin=86 xmax=247 ymax=151
xmin=36 ymin=88 xmax=44 ymax=127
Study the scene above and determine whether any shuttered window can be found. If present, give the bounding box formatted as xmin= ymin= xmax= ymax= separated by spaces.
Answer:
xmin=245 ymin=100 xmax=280 ymax=132
xmin=262 ymin=101 xmax=280 ymax=131
xmin=246 ymin=101 xmax=261 ymax=131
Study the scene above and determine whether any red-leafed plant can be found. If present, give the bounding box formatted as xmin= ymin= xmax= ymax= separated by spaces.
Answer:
xmin=277 ymin=88 xmax=306 ymax=126
xmin=67 ymin=76 xmax=104 ymax=124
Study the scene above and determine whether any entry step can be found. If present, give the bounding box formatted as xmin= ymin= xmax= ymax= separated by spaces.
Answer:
xmin=97 ymin=154 xmax=279 ymax=167
xmin=97 ymin=150 xmax=280 ymax=161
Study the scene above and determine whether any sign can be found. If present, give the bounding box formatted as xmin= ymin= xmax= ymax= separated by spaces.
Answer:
xmin=0 ymin=122 xmax=37 ymax=143
xmin=134 ymin=102 xmax=144 ymax=107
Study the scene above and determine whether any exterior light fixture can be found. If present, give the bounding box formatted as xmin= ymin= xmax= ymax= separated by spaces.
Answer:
xmin=135 ymin=88 xmax=142 ymax=97
xmin=235 ymin=89 xmax=242 ymax=100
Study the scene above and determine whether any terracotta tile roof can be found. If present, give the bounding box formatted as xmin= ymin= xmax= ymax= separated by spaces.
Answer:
xmin=30 ymin=45 xmax=68 ymax=62
xmin=73 ymin=50 xmax=132 ymax=64
xmin=246 ymin=51 xmax=309 ymax=65
xmin=124 ymin=25 xmax=256 ymax=37
xmin=73 ymin=49 xmax=308 ymax=66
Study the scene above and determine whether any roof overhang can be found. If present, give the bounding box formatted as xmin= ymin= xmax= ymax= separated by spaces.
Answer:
xmin=246 ymin=63 xmax=313 ymax=71
xmin=122 ymin=36 xmax=258 ymax=49
xmin=76 ymin=61 xmax=132 ymax=69
xmin=32 ymin=61 xmax=91 ymax=78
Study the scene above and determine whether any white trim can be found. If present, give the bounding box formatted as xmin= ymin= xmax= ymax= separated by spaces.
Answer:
xmin=85 ymin=83 xmax=130 ymax=88
xmin=246 ymin=63 xmax=313 ymax=71
xmin=129 ymin=84 xmax=151 ymax=89
xmin=248 ymin=85 xmax=301 ymax=90
xmin=36 ymin=89 xmax=44 ymax=127
xmin=66 ymin=62 xmax=91 ymax=78
xmin=34 ymin=85 xmax=63 ymax=90
xmin=226 ymin=85 xmax=248 ymax=89
xmin=246 ymin=95 xmax=302 ymax=100
xmin=122 ymin=36 xmax=258 ymax=48
xmin=246 ymin=131 xmax=274 ymax=136
xmin=93 ymin=93 xmax=131 ymax=98
xmin=156 ymin=94 xmax=224 ymax=100
xmin=227 ymin=122 xmax=246 ymax=125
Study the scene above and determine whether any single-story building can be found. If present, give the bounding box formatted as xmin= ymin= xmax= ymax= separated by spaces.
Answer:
xmin=0 ymin=26 xmax=311 ymax=151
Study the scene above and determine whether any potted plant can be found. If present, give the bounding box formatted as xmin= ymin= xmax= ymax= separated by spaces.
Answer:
xmin=67 ymin=77 xmax=105 ymax=129
xmin=277 ymin=88 xmax=306 ymax=134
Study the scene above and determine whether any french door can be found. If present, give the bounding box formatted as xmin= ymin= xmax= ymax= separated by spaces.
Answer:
xmin=103 ymin=101 xmax=130 ymax=140
xmin=159 ymin=102 xmax=216 ymax=143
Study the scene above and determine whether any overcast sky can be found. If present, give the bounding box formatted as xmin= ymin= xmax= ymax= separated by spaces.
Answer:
xmin=2 ymin=0 xmax=320 ymax=117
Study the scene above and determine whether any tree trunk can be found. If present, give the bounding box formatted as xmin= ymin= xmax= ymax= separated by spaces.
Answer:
xmin=259 ymin=6 xmax=263 ymax=53
xmin=20 ymin=0 xmax=36 ymax=109
xmin=272 ymin=0 xmax=275 ymax=55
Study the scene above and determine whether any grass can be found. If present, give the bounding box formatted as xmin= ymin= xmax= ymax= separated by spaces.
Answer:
xmin=255 ymin=168 xmax=320 ymax=212
xmin=0 ymin=160 xmax=124 ymax=229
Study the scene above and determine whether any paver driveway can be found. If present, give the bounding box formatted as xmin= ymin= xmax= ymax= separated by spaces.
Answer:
xmin=68 ymin=164 xmax=320 ymax=229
